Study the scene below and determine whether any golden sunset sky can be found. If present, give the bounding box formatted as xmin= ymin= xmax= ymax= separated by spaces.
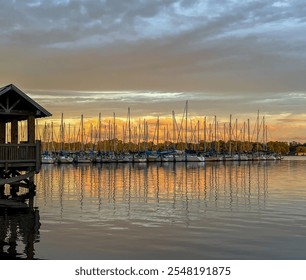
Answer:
xmin=1 ymin=0 xmax=305 ymax=142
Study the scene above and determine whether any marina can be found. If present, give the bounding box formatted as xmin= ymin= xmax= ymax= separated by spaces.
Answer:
xmin=2 ymin=1 xmax=306 ymax=278
xmin=0 ymin=84 xmax=301 ymax=261
xmin=38 ymin=103 xmax=284 ymax=164
xmin=0 ymin=0 xmax=306 ymax=280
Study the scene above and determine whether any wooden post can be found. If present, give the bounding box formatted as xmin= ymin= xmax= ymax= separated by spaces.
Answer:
xmin=0 ymin=184 xmax=4 ymax=197
xmin=28 ymin=115 xmax=35 ymax=144
xmin=11 ymin=120 xmax=18 ymax=144
xmin=35 ymin=140 xmax=41 ymax=173
xmin=0 ymin=120 xmax=5 ymax=144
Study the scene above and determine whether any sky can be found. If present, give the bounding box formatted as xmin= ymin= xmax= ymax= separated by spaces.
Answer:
xmin=1 ymin=0 xmax=306 ymax=142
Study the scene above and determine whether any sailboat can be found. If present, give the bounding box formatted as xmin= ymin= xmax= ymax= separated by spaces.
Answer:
xmin=57 ymin=113 xmax=73 ymax=164
xmin=183 ymin=101 xmax=205 ymax=162
xmin=42 ymin=154 xmax=56 ymax=164
xmin=41 ymin=122 xmax=56 ymax=164
xmin=74 ymin=114 xmax=92 ymax=163
xmin=58 ymin=154 xmax=74 ymax=163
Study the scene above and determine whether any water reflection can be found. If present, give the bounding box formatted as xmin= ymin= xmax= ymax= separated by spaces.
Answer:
xmin=35 ymin=162 xmax=270 ymax=225
xmin=0 ymin=192 xmax=40 ymax=259
xmin=32 ymin=160 xmax=306 ymax=259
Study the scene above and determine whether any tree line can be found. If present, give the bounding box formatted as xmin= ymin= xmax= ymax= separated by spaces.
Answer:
xmin=42 ymin=139 xmax=291 ymax=154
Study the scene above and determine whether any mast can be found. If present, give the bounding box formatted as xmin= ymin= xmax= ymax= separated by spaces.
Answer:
xmin=190 ymin=119 xmax=194 ymax=149
xmin=143 ymin=118 xmax=146 ymax=151
xmin=90 ymin=123 xmax=93 ymax=150
xmin=68 ymin=123 xmax=71 ymax=152
xmin=214 ymin=115 xmax=217 ymax=152
xmin=197 ymin=120 xmax=200 ymax=152
xmin=229 ymin=114 xmax=232 ymax=155
xmin=108 ymin=120 xmax=111 ymax=153
xmin=185 ymin=100 xmax=188 ymax=149
xmin=223 ymin=123 xmax=226 ymax=154
xmin=81 ymin=114 xmax=84 ymax=151
xmin=256 ymin=110 xmax=259 ymax=154
xmin=172 ymin=110 xmax=176 ymax=150
xmin=156 ymin=116 xmax=160 ymax=149
xmin=98 ymin=112 xmax=101 ymax=151
xmin=243 ymin=121 xmax=246 ymax=152
xmin=209 ymin=123 xmax=212 ymax=151
xmin=122 ymin=125 xmax=125 ymax=153
xmin=51 ymin=121 xmax=54 ymax=152
xmin=144 ymin=119 xmax=147 ymax=151
xmin=73 ymin=125 xmax=76 ymax=152
xmin=60 ymin=113 xmax=64 ymax=151
xmin=104 ymin=124 xmax=107 ymax=153
xmin=216 ymin=121 xmax=219 ymax=154
xmin=138 ymin=118 xmax=141 ymax=152
xmin=128 ymin=107 xmax=131 ymax=152
xmin=265 ymin=125 xmax=268 ymax=151
xmin=47 ymin=123 xmax=50 ymax=152
xmin=113 ymin=112 xmax=116 ymax=154
xmin=166 ymin=124 xmax=169 ymax=149
xmin=263 ymin=115 xmax=266 ymax=152
xmin=42 ymin=122 xmax=47 ymax=152
xmin=133 ymin=126 xmax=137 ymax=152
xmin=204 ymin=116 xmax=207 ymax=153
xmin=36 ymin=119 xmax=41 ymax=141
xmin=247 ymin=118 xmax=250 ymax=154
xmin=235 ymin=118 xmax=238 ymax=153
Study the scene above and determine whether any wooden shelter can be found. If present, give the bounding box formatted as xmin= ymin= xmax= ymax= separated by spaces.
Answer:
xmin=0 ymin=84 xmax=51 ymax=191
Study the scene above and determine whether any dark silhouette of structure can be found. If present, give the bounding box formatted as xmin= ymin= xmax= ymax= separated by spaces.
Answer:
xmin=0 ymin=84 xmax=51 ymax=192
xmin=0 ymin=193 xmax=40 ymax=259
xmin=0 ymin=84 xmax=49 ymax=259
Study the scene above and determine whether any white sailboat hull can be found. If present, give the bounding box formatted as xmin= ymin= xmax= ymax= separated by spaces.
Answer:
xmin=58 ymin=156 xmax=74 ymax=163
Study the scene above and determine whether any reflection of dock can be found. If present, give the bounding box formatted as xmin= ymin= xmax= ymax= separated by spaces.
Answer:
xmin=0 ymin=192 xmax=40 ymax=259
xmin=0 ymin=198 xmax=28 ymax=209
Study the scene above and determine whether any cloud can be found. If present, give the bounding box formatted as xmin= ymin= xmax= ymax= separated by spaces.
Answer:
xmin=1 ymin=0 xmax=306 ymax=140
xmin=276 ymin=118 xmax=306 ymax=123
xmin=25 ymin=88 xmax=306 ymax=123
xmin=2 ymin=0 xmax=306 ymax=50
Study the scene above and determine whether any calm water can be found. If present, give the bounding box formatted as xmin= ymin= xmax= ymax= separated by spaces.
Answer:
xmin=1 ymin=157 xmax=306 ymax=259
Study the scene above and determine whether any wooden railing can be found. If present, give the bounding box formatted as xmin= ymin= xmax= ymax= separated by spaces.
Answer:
xmin=0 ymin=141 xmax=41 ymax=172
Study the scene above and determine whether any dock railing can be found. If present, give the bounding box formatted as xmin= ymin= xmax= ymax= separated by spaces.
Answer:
xmin=0 ymin=140 xmax=41 ymax=172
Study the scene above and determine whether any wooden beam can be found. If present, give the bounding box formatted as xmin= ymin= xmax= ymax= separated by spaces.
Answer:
xmin=0 ymin=171 xmax=34 ymax=185
xmin=0 ymin=102 xmax=6 ymax=111
xmin=8 ymin=99 xmax=21 ymax=111
xmin=11 ymin=119 xmax=18 ymax=144
xmin=28 ymin=115 xmax=35 ymax=144
xmin=0 ymin=99 xmax=21 ymax=113
xmin=0 ymin=110 xmax=37 ymax=116
xmin=0 ymin=120 xmax=5 ymax=144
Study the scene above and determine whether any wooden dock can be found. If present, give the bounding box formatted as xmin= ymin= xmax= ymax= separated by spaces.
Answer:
xmin=0 ymin=84 xmax=51 ymax=191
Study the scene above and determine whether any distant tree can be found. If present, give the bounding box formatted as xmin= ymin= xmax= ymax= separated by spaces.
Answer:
xmin=267 ymin=141 xmax=289 ymax=154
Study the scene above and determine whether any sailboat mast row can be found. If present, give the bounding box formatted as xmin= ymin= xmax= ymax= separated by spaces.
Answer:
xmin=39 ymin=102 xmax=282 ymax=163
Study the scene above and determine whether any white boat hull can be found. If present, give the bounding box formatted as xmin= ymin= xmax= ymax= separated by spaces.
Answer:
xmin=58 ymin=156 xmax=74 ymax=164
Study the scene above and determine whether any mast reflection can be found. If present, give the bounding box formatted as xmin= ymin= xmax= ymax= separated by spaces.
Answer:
xmin=36 ymin=162 xmax=270 ymax=225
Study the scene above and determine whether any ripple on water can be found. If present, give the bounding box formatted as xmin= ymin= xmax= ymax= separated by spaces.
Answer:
xmin=22 ymin=161 xmax=305 ymax=259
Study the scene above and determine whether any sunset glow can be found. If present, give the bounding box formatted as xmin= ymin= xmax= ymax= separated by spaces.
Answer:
xmin=1 ymin=0 xmax=305 ymax=142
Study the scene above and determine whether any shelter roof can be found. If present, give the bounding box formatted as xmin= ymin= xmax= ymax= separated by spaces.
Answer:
xmin=0 ymin=84 xmax=52 ymax=122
